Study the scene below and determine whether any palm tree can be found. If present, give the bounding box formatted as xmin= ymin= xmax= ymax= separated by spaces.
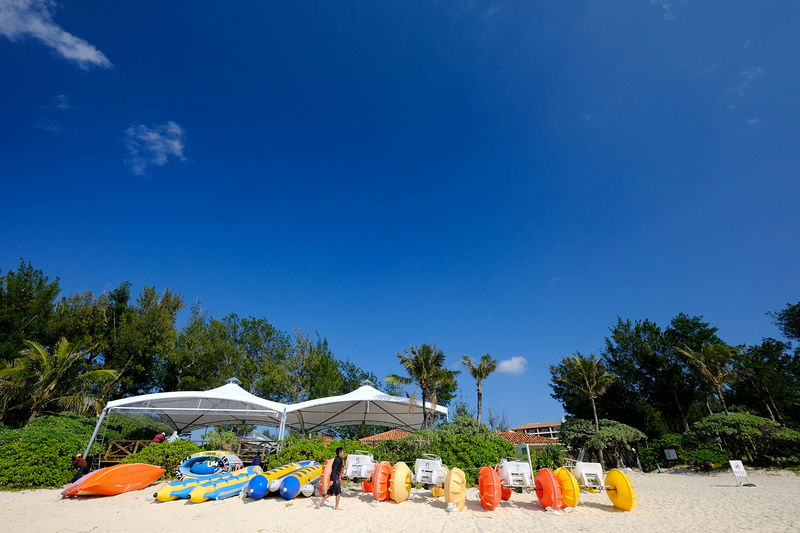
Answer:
xmin=0 ymin=338 xmax=118 ymax=422
xmin=553 ymin=353 xmax=615 ymax=467
xmin=461 ymin=353 xmax=497 ymax=427
xmin=675 ymin=344 xmax=738 ymax=415
xmin=386 ymin=343 xmax=459 ymax=429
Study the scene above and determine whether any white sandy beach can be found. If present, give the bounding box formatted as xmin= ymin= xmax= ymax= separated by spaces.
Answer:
xmin=2 ymin=468 xmax=798 ymax=533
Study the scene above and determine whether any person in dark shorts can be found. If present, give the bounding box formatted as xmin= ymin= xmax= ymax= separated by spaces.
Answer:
xmin=71 ymin=453 xmax=88 ymax=482
xmin=317 ymin=447 xmax=344 ymax=510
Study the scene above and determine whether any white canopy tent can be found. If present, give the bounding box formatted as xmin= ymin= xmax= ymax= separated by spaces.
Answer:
xmin=83 ymin=382 xmax=449 ymax=456
xmin=83 ymin=382 xmax=287 ymax=456
xmin=280 ymin=383 xmax=448 ymax=437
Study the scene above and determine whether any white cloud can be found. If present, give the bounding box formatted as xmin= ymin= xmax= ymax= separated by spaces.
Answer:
xmin=497 ymin=356 xmax=527 ymax=375
xmin=0 ymin=0 xmax=112 ymax=68
xmin=651 ymin=0 xmax=677 ymax=21
xmin=124 ymin=121 xmax=187 ymax=176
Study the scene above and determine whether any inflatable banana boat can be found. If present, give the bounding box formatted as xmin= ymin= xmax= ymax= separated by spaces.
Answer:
xmin=242 ymin=461 xmax=314 ymax=500
xmin=279 ymin=463 xmax=323 ymax=500
xmin=188 ymin=466 xmax=263 ymax=502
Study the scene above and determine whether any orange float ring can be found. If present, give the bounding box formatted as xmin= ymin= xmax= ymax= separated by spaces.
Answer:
xmin=478 ymin=466 xmax=502 ymax=510
xmin=361 ymin=475 xmax=373 ymax=493
xmin=371 ymin=461 xmax=392 ymax=501
xmin=534 ymin=468 xmax=563 ymax=510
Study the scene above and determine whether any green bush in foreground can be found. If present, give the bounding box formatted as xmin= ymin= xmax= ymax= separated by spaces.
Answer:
xmin=0 ymin=439 xmax=74 ymax=490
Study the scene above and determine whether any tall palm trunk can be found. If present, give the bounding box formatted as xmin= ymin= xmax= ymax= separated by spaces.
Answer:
xmin=476 ymin=381 xmax=483 ymax=427
xmin=590 ymin=397 xmax=605 ymax=468
xmin=715 ymin=386 xmax=729 ymax=415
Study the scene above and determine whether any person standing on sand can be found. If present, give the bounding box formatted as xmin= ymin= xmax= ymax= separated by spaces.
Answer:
xmin=317 ymin=447 xmax=344 ymax=510
xmin=71 ymin=453 xmax=88 ymax=482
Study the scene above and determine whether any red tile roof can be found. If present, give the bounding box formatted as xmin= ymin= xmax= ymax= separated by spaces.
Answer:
xmin=495 ymin=431 xmax=559 ymax=445
xmin=359 ymin=429 xmax=412 ymax=442
xmin=316 ymin=434 xmax=336 ymax=445
xmin=511 ymin=422 xmax=562 ymax=430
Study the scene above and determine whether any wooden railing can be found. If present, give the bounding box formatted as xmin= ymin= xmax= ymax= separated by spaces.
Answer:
xmin=94 ymin=439 xmax=274 ymax=466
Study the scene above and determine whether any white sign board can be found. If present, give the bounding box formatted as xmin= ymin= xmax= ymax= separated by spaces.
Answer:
xmin=729 ymin=460 xmax=747 ymax=477
xmin=664 ymin=448 xmax=678 ymax=461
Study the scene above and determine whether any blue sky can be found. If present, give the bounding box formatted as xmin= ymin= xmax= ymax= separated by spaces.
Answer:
xmin=2 ymin=1 xmax=798 ymax=429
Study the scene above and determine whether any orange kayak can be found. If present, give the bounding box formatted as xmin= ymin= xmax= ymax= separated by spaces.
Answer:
xmin=62 ymin=463 xmax=166 ymax=498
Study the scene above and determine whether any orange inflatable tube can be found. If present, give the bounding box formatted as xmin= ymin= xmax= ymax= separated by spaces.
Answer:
xmin=371 ymin=461 xmax=392 ymax=501
xmin=320 ymin=457 xmax=343 ymax=495
xmin=534 ymin=468 xmax=563 ymax=510
xmin=478 ymin=466 xmax=502 ymax=510
xmin=361 ymin=476 xmax=373 ymax=493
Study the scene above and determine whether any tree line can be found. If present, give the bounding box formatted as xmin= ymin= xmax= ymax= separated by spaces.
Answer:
xmin=549 ymin=307 xmax=800 ymax=466
xmin=0 ymin=260 xmax=390 ymax=433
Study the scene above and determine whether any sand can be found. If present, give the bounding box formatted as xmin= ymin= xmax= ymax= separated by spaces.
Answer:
xmin=1 ymin=468 xmax=798 ymax=532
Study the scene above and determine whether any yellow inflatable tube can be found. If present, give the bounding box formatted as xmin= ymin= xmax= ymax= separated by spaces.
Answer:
xmin=388 ymin=462 xmax=412 ymax=503
xmin=443 ymin=468 xmax=467 ymax=511
xmin=605 ymin=468 xmax=637 ymax=511
xmin=554 ymin=467 xmax=581 ymax=508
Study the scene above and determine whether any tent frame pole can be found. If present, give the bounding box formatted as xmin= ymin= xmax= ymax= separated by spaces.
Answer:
xmin=83 ymin=408 xmax=108 ymax=458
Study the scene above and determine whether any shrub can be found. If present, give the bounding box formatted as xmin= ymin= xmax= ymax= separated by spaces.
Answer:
xmin=682 ymin=445 xmax=729 ymax=467
xmin=0 ymin=439 xmax=74 ymax=490
xmin=263 ymin=438 xmax=332 ymax=470
xmin=201 ymin=429 xmax=238 ymax=451
xmin=530 ymin=444 xmax=566 ymax=470
xmin=120 ymin=440 xmax=202 ymax=477
xmin=640 ymin=433 xmax=684 ymax=471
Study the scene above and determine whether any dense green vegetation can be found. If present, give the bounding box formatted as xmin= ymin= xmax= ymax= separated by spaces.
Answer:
xmin=0 ymin=260 xmax=401 ymax=439
xmin=1 ymin=258 xmax=798 ymax=488
xmin=0 ymin=413 xmax=171 ymax=489
xmin=550 ymin=307 xmax=800 ymax=469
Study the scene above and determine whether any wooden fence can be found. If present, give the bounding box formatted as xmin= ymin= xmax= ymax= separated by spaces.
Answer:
xmin=93 ymin=439 xmax=274 ymax=467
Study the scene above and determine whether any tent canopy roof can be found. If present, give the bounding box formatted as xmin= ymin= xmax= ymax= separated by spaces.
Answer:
xmin=283 ymin=384 xmax=447 ymax=434
xmin=104 ymin=383 xmax=287 ymax=433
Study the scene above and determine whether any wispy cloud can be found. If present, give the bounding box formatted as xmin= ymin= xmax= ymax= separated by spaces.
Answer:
xmin=497 ymin=356 xmax=527 ymax=374
xmin=736 ymin=66 xmax=763 ymax=96
xmin=651 ymin=0 xmax=677 ymax=21
xmin=43 ymin=94 xmax=71 ymax=110
xmin=124 ymin=121 xmax=188 ymax=176
xmin=35 ymin=117 xmax=71 ymax=136
xmin=0 ymin=0 xmax=112 ymax=69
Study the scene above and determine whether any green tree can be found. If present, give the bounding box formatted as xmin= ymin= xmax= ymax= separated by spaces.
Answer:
xmin=460 ymin=353 xmax=497 ymax=427
xmin=686 ymin=412 xmax=800 ymax=464
xmin=0 ymin=338 xmax=117 ymax=424
xmin=730 ymin=338 xmax=799 ymax=426
xmin=0 ymin=260 xmax=61 ymax=362
xmin=387 ymin=343 xmax=459 ymax=429
xmin=550 ymin=352 xmax=614 ymax=466
xmin=159 ymin=302 xmax=234 ymax=391
xmin=221 ymin=314 xmax=293 ymax=399
xmin=48 ymin=290 xmax=109 ymax=365
xmin=769 ymin=301 xmax=800 ymax=342
xmin=101 ymin=284 xmax=184 ymax=398
xmin=675 ymin=344 xmax=738 ymax=415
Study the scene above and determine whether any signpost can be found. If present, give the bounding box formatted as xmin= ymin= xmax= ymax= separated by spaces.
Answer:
xmin=729 ymin=460 xmax=755 ymax=487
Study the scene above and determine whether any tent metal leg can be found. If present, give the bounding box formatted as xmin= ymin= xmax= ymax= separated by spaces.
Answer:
xmin=84 ymin=409 xmax=108 ymax=458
